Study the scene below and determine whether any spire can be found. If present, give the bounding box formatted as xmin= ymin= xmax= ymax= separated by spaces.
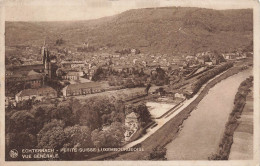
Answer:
xmin=42 ymin=37 xmax=48 ymax=65
xmin=43 ymin=37 xmax=46 ymax=46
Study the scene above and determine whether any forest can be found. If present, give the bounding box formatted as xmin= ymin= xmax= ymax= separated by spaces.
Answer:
xmin=5 ymin=96 xmax=152 ymax=160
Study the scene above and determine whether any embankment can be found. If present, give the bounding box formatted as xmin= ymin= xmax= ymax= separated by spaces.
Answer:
xmin=208 ymin=76 xmax=253 ymax=160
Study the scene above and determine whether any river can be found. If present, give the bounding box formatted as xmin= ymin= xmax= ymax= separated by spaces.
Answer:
xmin=165 ymin=69 xmax=252 ymax=160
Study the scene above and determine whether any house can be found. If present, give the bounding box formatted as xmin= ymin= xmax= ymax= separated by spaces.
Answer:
xmin=112 ymin=66 xmax=124 ymax=73
xmin=205 ymin=62 xmax=213 ymax=66
xmin=15 ymin=86 xmax=57 ymax=102
xmin=222 ymin=53 xmax=237 ymax=60
xmin=212 ymin=58 xmax=219 ymax=65
xmin=197 ymin=58 xmax=205 ymax=64
xmin=26 ymin=70 xmax=44 ymax=88
xmin=246 ymin=52 xmax=253 ymax=58
xmin=124 ymin=112 xmax=140 ymax=141
xmin=5 ymin=70 xmax=13 ymax=76
xmin=6 ymin=69 xmax=44 ymax=90
xmin=174 ymin=92 xmax=186 ymax=99
xmin=5 ymin=97 xmax=15 ymax=107
xmin=61 ymin=71 xmax=84 ymax=80
xmin=61 ymin=61 xmax=85 ymax=69
xmin=183 ymin=88 xmax=194 ymax=99
xmin=185 ymin=55 xmax=195 ymax=61
xmin=62 ymin=82 xmax=105 ymax=97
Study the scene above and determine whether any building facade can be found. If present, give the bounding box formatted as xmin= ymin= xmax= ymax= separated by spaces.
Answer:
xmin=15 ymin=86 xmax=57 ymax=102
xmin=62 ymin=82 xmax=105 ymax=97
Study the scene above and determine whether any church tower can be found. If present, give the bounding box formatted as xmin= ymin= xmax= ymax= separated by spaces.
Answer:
xmin=42 ymin=41 xmax=51 ymax=78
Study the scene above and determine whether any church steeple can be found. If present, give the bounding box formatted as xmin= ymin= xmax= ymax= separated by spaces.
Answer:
xmin=42 ymin=39 xmax=46 ymax=64
xmin=42 ymin=39 xmax=51 ymax=78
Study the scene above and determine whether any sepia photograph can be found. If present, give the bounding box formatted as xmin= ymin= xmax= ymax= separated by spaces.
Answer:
xmin=0 ymin=0 xmax=259 ymax=165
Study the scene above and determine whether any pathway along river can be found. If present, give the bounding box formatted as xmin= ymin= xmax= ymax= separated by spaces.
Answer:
xmin=165 ymin=69 xmax=252 ymax=160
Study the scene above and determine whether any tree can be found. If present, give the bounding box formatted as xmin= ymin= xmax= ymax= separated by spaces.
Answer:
xmin=125 ymin=78 xmax=135 ymax=88
xmin=150 ymin=67 xmax=169 ymax=86
xmin=64 ymin=125 xmax=92 ymax=148
xmin=213 ymin=50 xmax=225 ymax=62
xmin=126 ymin=103 xmax=152 ymax=127
xmin=135 ymin=103 xmax=152 ymax=126
xmin=55 ymin=38 xmax=65 ymax=46
xmin=91 ymin=122 xmax=125 ymax=148
xmin=91 ymin=129 xmax=106 ymax=148
xmin=37 ymin=119 xmax=66 ymax=149
xmin=91 ymin=67 xmax=104 ymax=81
xmin=5 ymin=81 xmax=25 ymax=97
xmin=16 ymin=99 xmax=33 ymax=110
xmin=52 ymin=102 xmax=76 ymax=126
xmin=6 ymin=132 xmax=37 ymax=160
xmin=148 ymin=147 xmax=167 ymax=160
xmin=31 ymin=104 xmax=56 ymax=133
xmin=59 ymin=125 xmax=93 ymax=160
xmin=77 ymin=104 xmax=101 ymax=130
xmin=9 ymin=110 xmax=36 ymax=133
xmin=145 ymin=83 xmax=151 ymax=95
xmin=46 ymin=78 xmax=64 ymax=95
xmin=75 ymin=96 xmax=122 ymax=129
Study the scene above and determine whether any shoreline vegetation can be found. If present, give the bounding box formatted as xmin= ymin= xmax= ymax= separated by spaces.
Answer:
xmin=208 ymin=76 xmax=253 ymax=160
xmin=101 ymin=65 xmax=250 ymax=160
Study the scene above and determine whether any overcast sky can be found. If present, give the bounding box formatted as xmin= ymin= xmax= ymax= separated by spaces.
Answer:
xmin=4 ymin=0 xmax=256 ymax=21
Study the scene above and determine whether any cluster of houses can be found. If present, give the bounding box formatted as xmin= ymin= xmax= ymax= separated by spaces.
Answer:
xmin=5 ymin=41 xmax=253 ymax=107
xmin=221 ymin=52 xmax=251 ymax=60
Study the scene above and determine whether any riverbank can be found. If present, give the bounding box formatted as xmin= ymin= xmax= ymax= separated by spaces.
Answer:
xmin=229 ymin=87 xmax=253 ymax=159
xmin=209 ymin=76 xmax=253 ymax=160
xmin=114 ymin=66 xmax=251 ymax=160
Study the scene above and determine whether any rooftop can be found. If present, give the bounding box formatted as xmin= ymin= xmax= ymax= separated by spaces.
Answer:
xmin=16 ymin=86 xmax=56 ymax=97
xmin=66 ymin=81 xmax=109 ymax=91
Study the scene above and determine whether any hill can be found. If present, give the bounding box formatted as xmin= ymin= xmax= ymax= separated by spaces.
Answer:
xmin=5 ymin=7 xmax=253 ymax=55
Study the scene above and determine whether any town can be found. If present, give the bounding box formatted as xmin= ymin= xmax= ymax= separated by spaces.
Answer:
xmin=5 ymin=39 xmax=253 ymax=149
xmin=5 ymin=41 xmax=252 ymax=105
xmin=4 ymin=5 xmax=254 ymax=161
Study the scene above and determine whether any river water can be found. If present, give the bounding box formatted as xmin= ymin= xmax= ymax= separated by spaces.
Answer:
xmin=165 ymin=69 xmax=252 ymax=160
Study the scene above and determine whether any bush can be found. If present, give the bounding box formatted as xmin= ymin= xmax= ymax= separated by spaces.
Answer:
xmin=148 ymin=147 xmax=167 ymax=160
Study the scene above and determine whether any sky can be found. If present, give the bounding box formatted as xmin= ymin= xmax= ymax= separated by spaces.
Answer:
xmin=4 ymin=0 xmax=256 ymax=21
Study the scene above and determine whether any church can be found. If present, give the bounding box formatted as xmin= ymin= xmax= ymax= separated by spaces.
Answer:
xmin=5 ymin=43 xmax=57 ymax=96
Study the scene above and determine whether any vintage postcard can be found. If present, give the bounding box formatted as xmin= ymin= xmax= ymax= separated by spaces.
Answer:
xmin=0 ymin=0 xmax=259 ymax=165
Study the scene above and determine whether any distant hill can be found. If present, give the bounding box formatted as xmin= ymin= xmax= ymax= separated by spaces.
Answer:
xmin=5 ymin=7 xmax=253 ymax=55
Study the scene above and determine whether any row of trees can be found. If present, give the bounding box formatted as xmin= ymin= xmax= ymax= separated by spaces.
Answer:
xmin=108 ymin=76 xmax=148 ymax=88
xmin=192 ymin=62 xmax=234 ymax=95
